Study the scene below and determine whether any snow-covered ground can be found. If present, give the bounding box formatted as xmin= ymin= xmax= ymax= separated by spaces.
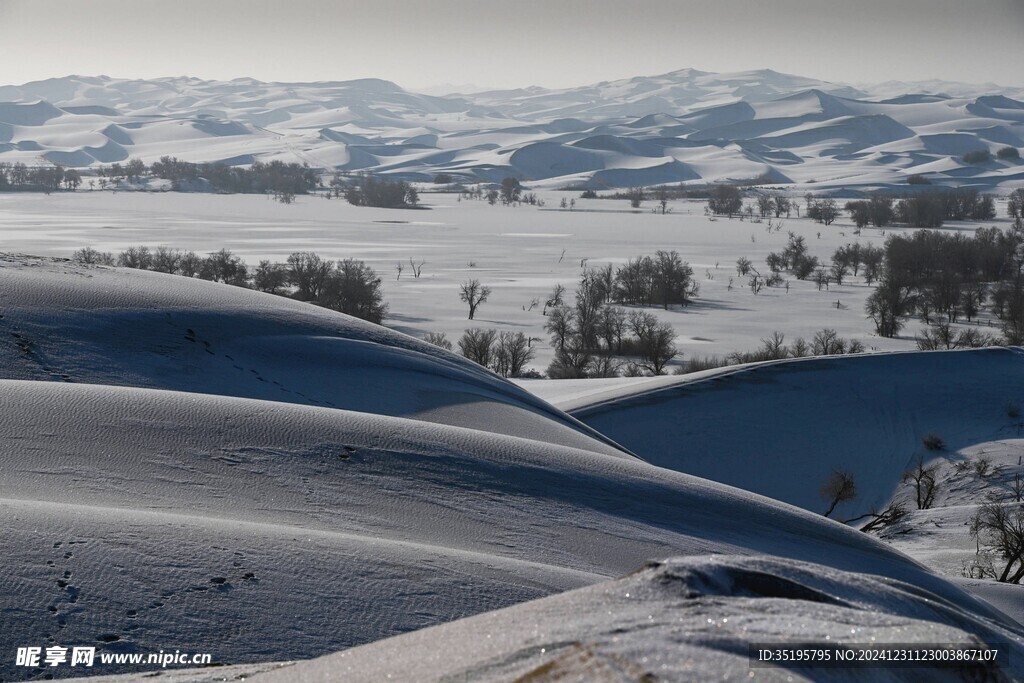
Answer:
xmin=1 ymin=257 xmax=1022 ymax=681
xmin=1 ymin=190 xmax=1015 ymax=373
xmin=527 ymin=348 xmax=1024 ymax=518
xmin=84 ymin=556 xmax=1023 ymax=683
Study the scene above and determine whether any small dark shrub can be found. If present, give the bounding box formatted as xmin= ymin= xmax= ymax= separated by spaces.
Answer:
xmin=922 ymin=433 xmax=945 ymax=451
xmin=963 ymin=149 xmax=992 ymax=165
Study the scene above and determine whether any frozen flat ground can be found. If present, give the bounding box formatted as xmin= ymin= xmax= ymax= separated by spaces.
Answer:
xmin=0 ymin=190 xmax=1014 ymax=371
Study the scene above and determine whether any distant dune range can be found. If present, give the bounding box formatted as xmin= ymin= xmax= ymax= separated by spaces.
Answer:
xmin=0 ymin=68 xmax=1022 ymax=189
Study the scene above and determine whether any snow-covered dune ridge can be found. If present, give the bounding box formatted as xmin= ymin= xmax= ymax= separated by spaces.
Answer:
xmin=0 ymin=254 xmax=623 ymax=454
xmin=255 ymin=555 xmax=1024 ymax=682
xmin=7 ymin=379 xmax=1019 ymax=679
xmin=1 ymin=68 xmax=1022 ymax=190
xmin=537 ymin=348 xmax=1024 ymax=519
xmin=81 ymin=555 xmax=1024 ymax=682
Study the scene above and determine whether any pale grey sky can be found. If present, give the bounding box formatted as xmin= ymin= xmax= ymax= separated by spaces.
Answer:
xmin=1 ymin=0 xmax=1021 ymax=90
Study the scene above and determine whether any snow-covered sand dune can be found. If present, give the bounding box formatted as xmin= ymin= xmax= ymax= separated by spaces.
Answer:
xmin=2 ymin=69 xmax=1022 ymax=190
xmin=0 ymin=254 xmax=622 ymax=454
xmin=527 ymin=348 xmax=1024 ymax=519
xmin=3 ymin=255 xmax=1023 ymax=680
xmin=7 ymin=378 xmax=1018 ymax=679
xmin=81 ymin=556 xmax=1023 ymax=682
xmin=6 ymin=378 xmax=1015 ymax=679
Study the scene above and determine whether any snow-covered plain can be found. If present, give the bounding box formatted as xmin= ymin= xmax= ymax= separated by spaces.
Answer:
xmin=1 ymin=258 xmax=1022 ymax=681
xmin=1 ymin=190 xmax=1016 ymax=373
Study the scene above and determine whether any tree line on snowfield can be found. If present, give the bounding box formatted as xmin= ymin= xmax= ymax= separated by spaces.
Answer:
xmin=0 ymin=162 xmax=81 ymax=192
xmin=72 ymin=247 xmax=387 ymax=324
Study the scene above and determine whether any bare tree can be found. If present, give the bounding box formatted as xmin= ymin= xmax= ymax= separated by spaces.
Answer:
xmin=847 ymin=502 xmax=908 ymax=533
xmin=543 ymin=284 xmax=566 ymax=315
xmin=409 ymin=258 xmax=425 ymax=278
xmin=459 ymin=279 xmax=491 ymax=320
xmin=629 ymin=311 xmax=678 ymax=375
xmin=286 ymin=251 xmax=334 ymax=301
xmin=423 ymin=332 xmax=453 ymax=351
xmin=199 ymin=248 xmax=249 ymax=286
xmin=627 ymin=186 xmax=644 ymax=209
xmin=655 ymin=186 xmax=669 ymax=214
xmin=73 ymin=247 xmax=115 ymax=266
xmin=457 ymin=328 xmax=497 ymax=367
xmin=117 ymin=246 xmax=153 ymax=270
xmin=811 ymin=328 xmax=845 ymax=355
xmin=253 ymin=260 xmax=288 ymax=294
xmin=491 ymin=331 xmax=535 ymax=377
xmin=544 ymin=306 xmax=575 ymax=352
xmin=588 ymin=353 xmax=622 ymax=378
xmin=736 ymin=256 xmax=753 ymax=277
xmin=820 ymin=469 xmax=857 ymax=517
xmin=151 ymin=246 xmax=184 ymax=274
xmin=320 ymin=259 xmax=388 ymax=324
xmin=760 ymin=331 xmax=787 ymax=359
xmin=970 ymin=502 xmax=1024 ymax=583
xmin=902 ymin=455 xmax=940 ymax=509
xmin=830 ymin=261 xmax=848 ymax=286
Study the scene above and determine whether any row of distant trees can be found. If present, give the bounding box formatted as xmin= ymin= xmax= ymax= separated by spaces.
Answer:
xmin=0 ymin=157 xmax=319 ymax=197
xmin=424 ymin=329 xmax=537 ymax=379
xmin=707 ymin=184 xmax=1000 ymax=229
xmin=148 ymin=157 xmax=318 ymax=196
xmin=74 ymin=247 xmax=387 ymax=324
xmin=865 ymin=222 xmax=1024 ymax=343
xmin=0 ymin=162 xmax=81 ymax=192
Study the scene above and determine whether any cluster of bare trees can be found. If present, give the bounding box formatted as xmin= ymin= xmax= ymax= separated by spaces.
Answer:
xmin=535 ymin=253 xmax=701 ymax=378
xmin=765 ymin=232 xmax=821 ymax=281
xmin=343 ymin=174 xmax=419 ymax=208
xmin=423 ymin=329 xmax=536 ymax=379
xmin=541 ymin=274 xmax=678 ymax=378
xmin=608 ymin=251 xmax=699 ymax=309
xmin=683 ymin=328 xmax=864 ymax=375
xmin=707 ymin=184 xmax=743 ymax=216
xmin=827 ymin=414 xmax=1024 ymax=585
xmin=74 ymin=247 xmax=387 ymax=324
xmin=456 ymin=177 xmax=528 ymax=207
xmin=865 ymin=225 xmax=1024 ymax=342
xmin=805 ymin=196 xmax=840 ymax=225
